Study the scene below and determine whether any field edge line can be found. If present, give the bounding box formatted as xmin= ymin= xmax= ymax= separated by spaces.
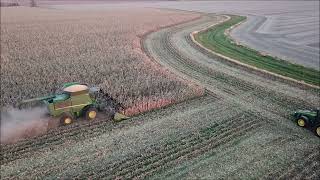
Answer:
xmin=190 ymin=15 xmax=320 ymax=90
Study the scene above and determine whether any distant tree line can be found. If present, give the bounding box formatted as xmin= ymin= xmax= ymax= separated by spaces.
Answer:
xmin=0 ymin=2 xmax=19 ymax=7
xmin=0 ymin=0 xmax=36 ymax=7
xmin=30 ymin=0 xmax=36 ymax=7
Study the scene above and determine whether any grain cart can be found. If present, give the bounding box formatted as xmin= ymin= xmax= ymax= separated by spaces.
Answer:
xmin=294 ymin=109 xmax=320 ymax=137
xmin=20 ymin=82 xmax=128 ymax=125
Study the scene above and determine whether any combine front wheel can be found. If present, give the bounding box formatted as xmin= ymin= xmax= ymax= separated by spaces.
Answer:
xmin=60 ymin=113 xmax=74 ymax=126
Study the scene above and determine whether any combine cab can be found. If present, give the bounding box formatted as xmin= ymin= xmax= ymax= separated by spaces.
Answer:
xmin=294 ymin=109 xmax=320 ymax=137
xmin=20 ymin=82 xmax=128 ymax=126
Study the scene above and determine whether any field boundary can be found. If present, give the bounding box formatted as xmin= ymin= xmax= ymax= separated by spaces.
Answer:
xmin=191 ymin=15 xmax=320 ymax=90
xmin=139 ymin=12 xmax=207 ymax=89
xmin=135 ymin=11 xmax=207 ymax=115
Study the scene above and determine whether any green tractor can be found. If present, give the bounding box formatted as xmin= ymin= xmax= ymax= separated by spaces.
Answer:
xmin=294 ymin=109 xmax=320 ymax=137
xmin=20 ymin=82 xmax=128 ymax=126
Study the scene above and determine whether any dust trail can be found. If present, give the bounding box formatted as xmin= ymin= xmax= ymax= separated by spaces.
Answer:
xmin=1 ymin=107 xmax=50 ymax=144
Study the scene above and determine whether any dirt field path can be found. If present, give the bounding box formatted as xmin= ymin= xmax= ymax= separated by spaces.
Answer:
xmin=1 ymin=14 xmax=319 ymax=179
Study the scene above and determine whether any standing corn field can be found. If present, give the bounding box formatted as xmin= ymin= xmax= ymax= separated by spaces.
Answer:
xmin=0 ymin=7 xmax=202 ymax=115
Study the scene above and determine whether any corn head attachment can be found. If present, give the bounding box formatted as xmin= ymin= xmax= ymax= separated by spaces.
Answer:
xmin=114 ymin=112 xmax=129 ymax=121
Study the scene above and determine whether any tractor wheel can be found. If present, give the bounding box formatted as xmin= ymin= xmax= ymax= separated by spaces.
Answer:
xmin=60 ymin=113 xmax=74 ymax=126
xmin=296 ymin=117 xmax=307 ymax=127
xmin=314 ymin=125 xmax=320 ymax=137
xmin=85 ymin=107 xmax=98 ymax=121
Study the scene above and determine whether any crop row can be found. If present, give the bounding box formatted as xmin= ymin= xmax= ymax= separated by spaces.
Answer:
xmin=279 ymin=150 xmax=320 ymax=179
xmin=160 ymin=25 xmax=254 ymax=97
xmin=186 ymin=25 xmax=317 ymax=114
xmin=263 ymin=149 xmax=320 ymax=179
xmin=0 ymin=7 xmax=202 ymax=115
xmin=0 ymin=117 xmax=112 ymax=163
xmin=160 ymin=19 xmax=318 ymax=118
xmin=1 ymin=94 xmax=220 ymax=164
xmin=141 ymin=14 xmax=320 ymax=179
xmin=190 ymin=19 xmax=319 ymax=114
xmin=57 ymin=111 xmax=263 ymax=179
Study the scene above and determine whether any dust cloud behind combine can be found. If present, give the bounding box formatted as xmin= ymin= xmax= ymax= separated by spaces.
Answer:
xmin=1 ymin=107 xmax=50 ymax=144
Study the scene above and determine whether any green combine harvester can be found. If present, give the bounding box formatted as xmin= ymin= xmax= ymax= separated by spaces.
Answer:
xmin=294 ymin=109 xmax=320 ymax=137
xmin=20 ymin=82 xmax=128 ymax=126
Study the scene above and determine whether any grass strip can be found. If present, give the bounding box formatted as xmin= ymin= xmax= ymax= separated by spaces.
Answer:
xmin=194 ymin=15 xmax=320 ymax=86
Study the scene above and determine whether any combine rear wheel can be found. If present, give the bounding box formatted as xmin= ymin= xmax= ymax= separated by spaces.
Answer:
xmin=85 ymin=107 xmax=98 ymax=121
xmin=60 ymin=113 xmax=74 ymax=126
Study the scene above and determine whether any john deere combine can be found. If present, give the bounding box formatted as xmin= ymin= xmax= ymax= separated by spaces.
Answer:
xmin=294 ymin=109 xmax=320 ymax=137
xmin=20 ymin=82 xmax=128 ymax=126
